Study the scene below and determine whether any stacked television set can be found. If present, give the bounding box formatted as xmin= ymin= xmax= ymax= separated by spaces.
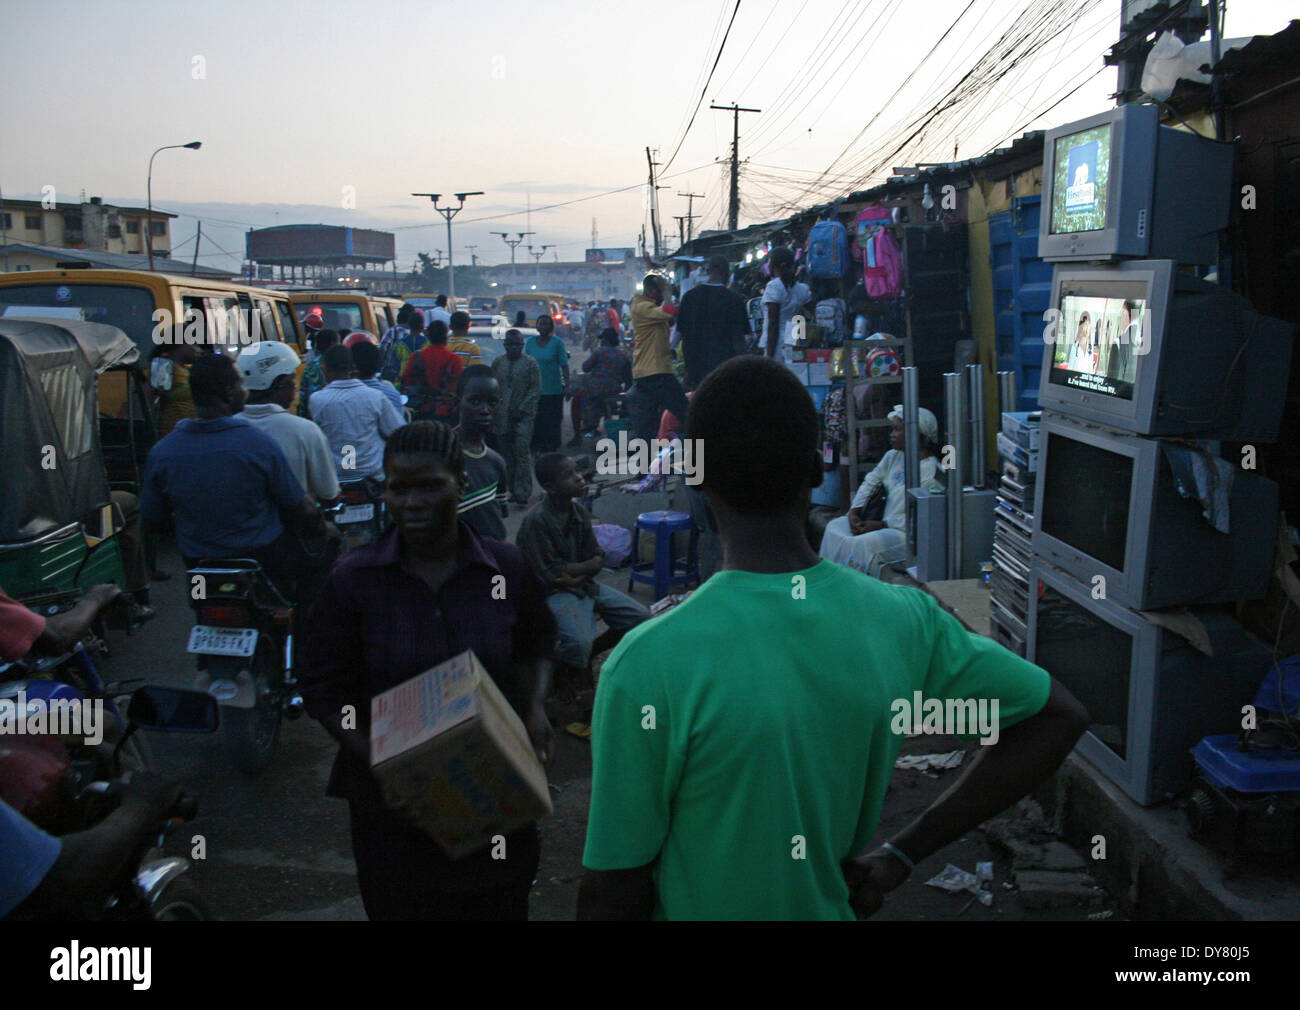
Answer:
xmin=1025 ymin=102 xmax=1294 ymax=805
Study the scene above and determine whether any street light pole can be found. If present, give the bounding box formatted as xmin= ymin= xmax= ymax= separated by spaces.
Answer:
xmin=147 ymin=141 xmax=202 ymax=272
xmin=414 ymin=190 xmax=482 ymax=303
xmin=527 ymin=243 xmax=553 ymax=288
xmin=492 ymin=230 xmax=533 ymax=289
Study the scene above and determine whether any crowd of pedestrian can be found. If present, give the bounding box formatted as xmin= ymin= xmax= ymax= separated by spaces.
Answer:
xmin=3 ymin=269 xmax=1087 ymax=924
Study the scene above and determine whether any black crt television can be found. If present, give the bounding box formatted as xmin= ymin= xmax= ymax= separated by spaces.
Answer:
xmin=1028 ymin=560 xmax=1272 ymax=806
xmin=1032 ymin=412 xmax=1278 ymax=611
xmin=1038 ymin=260 xmax=1292 ymax=441
xmin=1038 ymin=103 xmax=1234 ymax=264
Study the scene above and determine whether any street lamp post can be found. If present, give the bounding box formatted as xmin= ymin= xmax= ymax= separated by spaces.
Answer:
xmin=147 ymin=141 xmax=201 ymax=272
xmin=414 ymin=191 xmax=482 ymax=303
xmin=527 ymin=244 xmax=553 ymax=288
xmin=492 ymin=230 xmax=532 ymax=289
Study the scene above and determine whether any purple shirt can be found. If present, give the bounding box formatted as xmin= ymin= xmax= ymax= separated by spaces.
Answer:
xmin=299 ymin=521 xmax=556 ymax=809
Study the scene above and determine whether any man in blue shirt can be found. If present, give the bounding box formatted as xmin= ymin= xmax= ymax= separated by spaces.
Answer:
xmin=141 ymin=353 xmax=338 ymax=601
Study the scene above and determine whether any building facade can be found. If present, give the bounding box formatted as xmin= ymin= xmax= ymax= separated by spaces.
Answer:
xmin=0 ymin=196 xmax=176 ymax=261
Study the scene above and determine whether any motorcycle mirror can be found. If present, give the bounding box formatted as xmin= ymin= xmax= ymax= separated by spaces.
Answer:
xmin=127 ymin=686 xmax=220 ymax=733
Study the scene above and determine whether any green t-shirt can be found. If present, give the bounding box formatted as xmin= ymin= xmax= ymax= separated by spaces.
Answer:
xmin=582 ymin=559 xmax=1051 ymax=920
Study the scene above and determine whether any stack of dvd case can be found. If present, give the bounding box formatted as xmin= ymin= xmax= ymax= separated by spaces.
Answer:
xmin=990 ymin=411 xmax=1040 ymax=656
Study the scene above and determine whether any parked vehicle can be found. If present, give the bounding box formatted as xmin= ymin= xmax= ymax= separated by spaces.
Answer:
xmin=0 ymin=269 xmax=307 ymax=414
xmin=0 ymin=319 xmax=140 ymax=607
xmin=467 ymin=296 xmax=498 ymax=313
xmin=186 ymin=556 xmax=310 ymax=775
xmin=289 ymin=291 xmax=401 ymax=339
xmin=0 ymin=674 xmax=218 ymax=920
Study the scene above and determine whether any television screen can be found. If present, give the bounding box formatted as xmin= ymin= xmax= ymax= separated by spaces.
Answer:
xmin=1048 ymin=282 xmax=1146 ymax=400
xmin=1039 ymin=432 xmax=1133 ymax=574
xmin=1032 ymin=578 xmax=1133 ymax=758
xmin=1048 ymin=123 xmax=1112 ymax=236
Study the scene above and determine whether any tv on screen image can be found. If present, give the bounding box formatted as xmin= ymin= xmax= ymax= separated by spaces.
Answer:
xmin=1049 ymin=291 xmax=1144 ymax=399
xmin=1049 ymin=123 xmax=1111 ymax=236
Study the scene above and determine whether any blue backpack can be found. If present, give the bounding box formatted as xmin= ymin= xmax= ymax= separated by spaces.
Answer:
xmin=806 ymin=214 xmax=850 ymax=279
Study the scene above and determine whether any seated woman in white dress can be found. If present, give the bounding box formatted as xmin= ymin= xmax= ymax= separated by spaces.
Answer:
xmin=819 ymin=405 xmax=942 ymax=578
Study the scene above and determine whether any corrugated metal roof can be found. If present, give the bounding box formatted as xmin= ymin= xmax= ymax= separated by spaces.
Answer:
xmin=1213 ymin=19 xmax=1300 ymax=75
xmin=0 ymin=242 xmax=232 ymax=278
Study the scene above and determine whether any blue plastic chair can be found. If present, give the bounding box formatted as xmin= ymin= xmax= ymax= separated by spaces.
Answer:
xmin=628 ymin=510 xmax=699 ymax=601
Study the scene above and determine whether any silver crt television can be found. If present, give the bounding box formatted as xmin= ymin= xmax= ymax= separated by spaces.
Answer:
xmin=1038 ymin=260 xmax=1292 ymax=441
xmin=1028 ymin=560 xmax=1272 ymax=805
xmin=1031 ymin=412 xmax=1277 ymax=611
xmin=1038 ymin=103 xmax=1233 ymax=264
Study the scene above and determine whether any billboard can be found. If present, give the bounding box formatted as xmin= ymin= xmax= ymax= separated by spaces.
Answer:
xmin=246 ymin=225 xmax=395 ymax=262
xmin=585 ymin=247 xmax=636 ymax=263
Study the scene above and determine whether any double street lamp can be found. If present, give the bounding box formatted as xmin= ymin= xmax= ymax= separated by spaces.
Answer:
xmin=147 ymin=141 xmax=201 ymax=271
xmin=413 ymin=191 xmax=483 ymax=303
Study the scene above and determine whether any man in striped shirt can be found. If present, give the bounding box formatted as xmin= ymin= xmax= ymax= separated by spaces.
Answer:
xmin=454 ymin=365 xmax=508 ymax=541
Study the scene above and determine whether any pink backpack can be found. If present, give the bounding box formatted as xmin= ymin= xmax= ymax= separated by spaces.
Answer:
xmin=851 ymin=205 xmax=902 ymax=299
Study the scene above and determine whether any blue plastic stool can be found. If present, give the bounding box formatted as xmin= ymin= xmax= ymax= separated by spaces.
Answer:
xmin=628 ymin=510 xmax=699 ymax=601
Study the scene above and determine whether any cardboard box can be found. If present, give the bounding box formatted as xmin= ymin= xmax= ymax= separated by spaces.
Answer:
xmin=370 ymin=650 xmax=552 ymax=858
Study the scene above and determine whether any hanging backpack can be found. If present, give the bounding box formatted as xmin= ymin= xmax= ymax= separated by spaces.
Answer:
xmin=814 ymin=298 xmax=847 ymax=343
xmin=851 ymin=204 xmax=902 ymax=299
xmin=806 ymin=212 xmax=850 ymax=280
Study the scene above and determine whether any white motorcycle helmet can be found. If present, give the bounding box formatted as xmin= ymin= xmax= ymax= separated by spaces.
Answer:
xmin=237 ymin=341 xmax=301 ymax=391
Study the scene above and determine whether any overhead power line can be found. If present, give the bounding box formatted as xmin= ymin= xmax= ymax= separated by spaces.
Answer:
xmin=661 ymin=0 xmax=745 ymax=174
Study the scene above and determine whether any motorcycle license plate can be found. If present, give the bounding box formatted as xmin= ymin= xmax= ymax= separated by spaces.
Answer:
xmin=339 ymin=504 xmax=375 ymax=523
xmin=187 ymin=626 xmax=258 ymax=657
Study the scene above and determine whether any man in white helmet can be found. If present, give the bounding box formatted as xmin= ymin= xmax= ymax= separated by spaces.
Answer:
xmin=237 ymin=342 xmax=341 ymax=504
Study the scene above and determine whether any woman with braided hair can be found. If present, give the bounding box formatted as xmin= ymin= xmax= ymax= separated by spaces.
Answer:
xmin=299 ymin=420 xmax=558 ymax=920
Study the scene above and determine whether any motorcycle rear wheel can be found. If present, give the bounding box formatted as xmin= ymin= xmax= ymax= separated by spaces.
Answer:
xmin=150 ymin=877 xmax=212 ymax=921
xmin=221 ymin=645 xmax=281 ymax=777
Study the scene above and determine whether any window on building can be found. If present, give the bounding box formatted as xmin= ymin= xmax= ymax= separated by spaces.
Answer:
xmin=150 ymin=221 xmax=167 ymax=237
xmin=126 ymin=220 xmax=141 ymax=234
xmin=1 ymin=213 xmax=11 ymax=229
xmin=108 ymin=224 xmax=122 ymax=239
xmin=25 ymin=215 xmax=41 ymax=231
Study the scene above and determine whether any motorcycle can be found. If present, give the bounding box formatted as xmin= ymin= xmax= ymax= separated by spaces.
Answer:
xmin=0 ymin=679 xmax=218 ymax=920
xmin=332 ymin=476 xmax=387 ymax=550
xmin=186 ymin=559 xmax=303 ymax=775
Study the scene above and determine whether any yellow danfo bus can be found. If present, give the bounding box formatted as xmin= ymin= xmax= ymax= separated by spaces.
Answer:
xmin=0 ymin=268 xmax=307 ymax=414
xmin=288 ymin=291 xmax=402 ymax=337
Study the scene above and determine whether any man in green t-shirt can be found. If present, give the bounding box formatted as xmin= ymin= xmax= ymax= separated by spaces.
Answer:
xmin=577 ymin=356 xmax=1088 ymax=921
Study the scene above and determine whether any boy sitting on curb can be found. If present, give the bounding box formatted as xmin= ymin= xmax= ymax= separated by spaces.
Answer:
xmin=516 ymin=453 xmax=649 ymax=703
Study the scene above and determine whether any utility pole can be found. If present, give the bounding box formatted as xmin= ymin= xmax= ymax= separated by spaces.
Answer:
xmin=677 ymin=191 xmax=705 ymax=243
xmin=591 ymin=217 xmax=598 ymax=250
xmin=465 ymin=244 xmax=479 ymax=267
xmin=413 ymin=190 xmax=483 ymax=302
xmin=492 ymin=230 xmax=532 ymax=288
xmin=673 ymin=216 xmax=686 ymax=250
xmin=646 ymin=146 xmax=666 ymax=259
xmin=710 ymin=103 xmax=761 ymax=232
xmin=527 ymin=243 xmax=554 ymax=287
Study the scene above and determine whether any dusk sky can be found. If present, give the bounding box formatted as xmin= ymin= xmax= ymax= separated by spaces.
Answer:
xmin=1 ymin=0 xmax=1292 ymax=274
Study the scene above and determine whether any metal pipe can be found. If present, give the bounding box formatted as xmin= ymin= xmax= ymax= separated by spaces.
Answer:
xmin=967 ymin=363 xmax=985 ymax=488
xmin=902 ymin=366 xmax=919 ymax=495
xmin=944 ymin=372 xmax=964 ymax=580
xmin=997 ymin=371 xmax=1017 ymax=418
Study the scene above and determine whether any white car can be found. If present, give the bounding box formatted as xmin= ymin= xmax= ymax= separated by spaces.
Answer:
xmin=466 ymin=313 xmax=534 ymax=363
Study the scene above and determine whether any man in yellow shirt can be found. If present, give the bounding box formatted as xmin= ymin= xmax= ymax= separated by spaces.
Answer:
xmin=447 ymin=311 xmax=484 ymax=367
xmin=628 ymin=275 xmax=688 ymax=443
